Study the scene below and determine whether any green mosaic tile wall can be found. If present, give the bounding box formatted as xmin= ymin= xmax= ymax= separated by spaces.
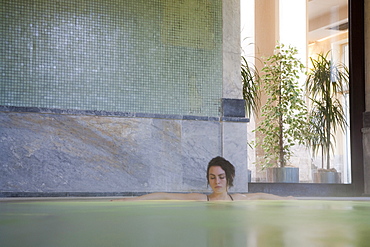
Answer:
xmin=0 ymin=0 xmax=222 ymax=116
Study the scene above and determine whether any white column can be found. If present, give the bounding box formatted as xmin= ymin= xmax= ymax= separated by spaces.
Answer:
xmin=279 ymin=0 xmax=307 ymax=68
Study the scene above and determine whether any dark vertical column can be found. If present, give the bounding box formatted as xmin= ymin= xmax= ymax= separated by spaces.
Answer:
xmin=349 ymin=0 xmax=365 ymax=195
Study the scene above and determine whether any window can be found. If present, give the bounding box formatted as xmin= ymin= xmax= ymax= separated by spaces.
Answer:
xmin=243 ymin=0 xmax=365 ymax=195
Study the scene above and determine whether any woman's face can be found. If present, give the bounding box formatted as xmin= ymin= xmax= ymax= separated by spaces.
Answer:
xmin=208 ymin=166 xmax=228 ymax=193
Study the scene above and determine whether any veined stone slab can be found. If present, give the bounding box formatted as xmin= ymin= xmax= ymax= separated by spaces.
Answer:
xmin=0 ymin=111 xmax=248 ymax=194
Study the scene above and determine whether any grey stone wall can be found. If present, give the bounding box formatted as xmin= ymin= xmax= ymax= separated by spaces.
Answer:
xmin=0 ymin=0 xmax=248 ymax=196
xmin=0 ymin=108 xmax=248 ymax=194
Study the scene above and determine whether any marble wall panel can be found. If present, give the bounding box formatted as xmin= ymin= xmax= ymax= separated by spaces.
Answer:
xmin=222 ymin=0 xmax=242 ymax=100
xmin=0 ymin=112 xmax=151 ymax=192
xmin=181 ymin=120 xmax=221 ymax=192
xmin=221 ymin=121 xmax=248 ymax=192
xmin=0 ymin=112 xmax=250 ymax=194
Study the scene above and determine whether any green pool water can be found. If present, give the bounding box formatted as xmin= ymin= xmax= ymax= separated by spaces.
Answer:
xmin=1 ymin=199 xmax=370 ymax=247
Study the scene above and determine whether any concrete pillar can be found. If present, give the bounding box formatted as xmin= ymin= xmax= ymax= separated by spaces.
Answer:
xmin=222 ymin=0 xmax=249 ymax=192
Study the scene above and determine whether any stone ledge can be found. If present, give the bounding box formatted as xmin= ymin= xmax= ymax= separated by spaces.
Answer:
xmin=221 ymin=116 xmax=249 ymax=122
xmin=0 ymin=192 xmax=146 ymax=198
xmin=0 ymin=191 xmax=251 ymax=198
xmin=0 ymin=105 xmax=249 ymax=123
xmin=222 ymin=98 xmax=245 ymax=117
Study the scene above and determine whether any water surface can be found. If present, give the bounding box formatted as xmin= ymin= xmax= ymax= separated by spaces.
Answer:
xmin=1 ymin=199 xmax=370 ymax=247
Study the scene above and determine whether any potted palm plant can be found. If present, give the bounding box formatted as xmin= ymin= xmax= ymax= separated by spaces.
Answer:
xmin=241 ymin=54 xmax=261 ymax=182
xmin=254 ymin=44 xmax=309 ymax=183
xmin=241 ymin=55 xmax=260 ymax=119
xmin=305 ymin=51 xmax=349 ymax=183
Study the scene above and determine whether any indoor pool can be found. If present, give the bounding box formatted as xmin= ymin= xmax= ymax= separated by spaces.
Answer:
xmin=1 ymin=199 xmax=370 ymax=247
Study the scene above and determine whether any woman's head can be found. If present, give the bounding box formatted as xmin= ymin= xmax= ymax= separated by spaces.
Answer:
xmin=207 ymin=156 xmax=235 ymax=188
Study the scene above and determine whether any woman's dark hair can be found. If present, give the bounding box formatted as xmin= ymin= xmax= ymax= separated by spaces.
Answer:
xmin=206 ymin=156 xmax=235 ymax=187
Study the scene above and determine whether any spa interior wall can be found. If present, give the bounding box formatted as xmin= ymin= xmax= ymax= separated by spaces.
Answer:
xmin=1 ymin=0 xmax=368 ymax=197
xmin=0 ymin=0 xmax=249 ymax=196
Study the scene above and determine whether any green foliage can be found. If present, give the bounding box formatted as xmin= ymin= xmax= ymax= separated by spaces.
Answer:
xmin=305 ymin=51 xmax=349 ymax=169
xmin=255 ymin=44 xmax=309 ymax=169
xmin=241 ymin=56 xmax=260 ymax=118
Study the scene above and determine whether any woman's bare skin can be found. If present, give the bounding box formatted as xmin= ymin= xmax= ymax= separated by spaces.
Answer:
xmin=112 ymin=159 xmax=293 ymax=202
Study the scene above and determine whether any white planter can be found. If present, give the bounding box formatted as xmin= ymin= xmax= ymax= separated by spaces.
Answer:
xmin=313 ymin=171 xmax=341 ymax=183
xmin=267 ymin=167 xmax=299 ymax=183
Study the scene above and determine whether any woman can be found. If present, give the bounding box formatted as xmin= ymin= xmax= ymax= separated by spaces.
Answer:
xmin=112 ymin=156 xmax=290 ymax=201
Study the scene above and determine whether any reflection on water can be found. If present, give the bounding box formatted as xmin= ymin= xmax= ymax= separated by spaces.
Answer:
xmin=1 ymin=200 xmax=370 ymax=247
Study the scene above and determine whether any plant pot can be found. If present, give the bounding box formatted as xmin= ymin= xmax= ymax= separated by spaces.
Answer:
xmin=313 ymin=170 xmax=341 ymax=183
xmin=267 ymin=167 xmax=299 ymax=183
